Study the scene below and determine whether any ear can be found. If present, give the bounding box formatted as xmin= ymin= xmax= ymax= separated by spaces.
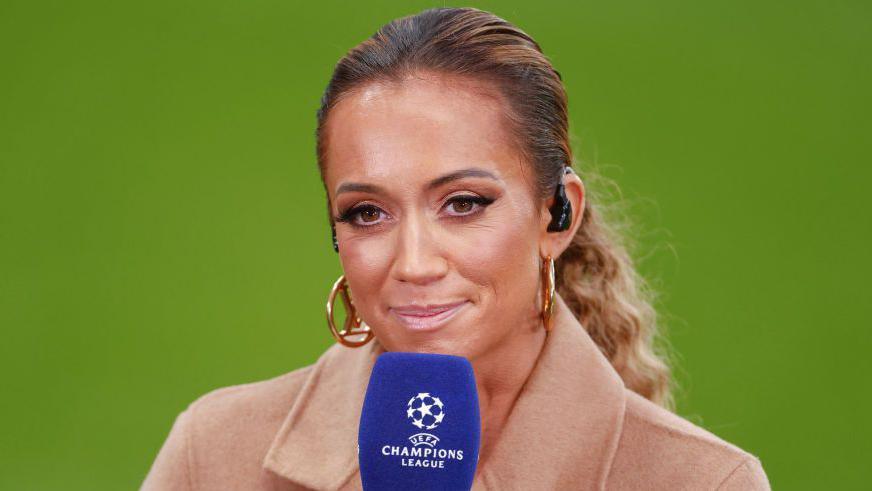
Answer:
xmin=539 ymin=171 xmax=585 ymax=259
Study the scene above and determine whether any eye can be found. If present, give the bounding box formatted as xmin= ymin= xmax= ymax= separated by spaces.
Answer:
xmin=335 ymin=204 xmax=388 ymax=227
xmin=444 ymin=195 xmax=495 ymax=217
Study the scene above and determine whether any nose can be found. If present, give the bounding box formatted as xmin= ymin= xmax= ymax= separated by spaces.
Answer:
xmin=390 ymin=211 xmax=449 ymax=285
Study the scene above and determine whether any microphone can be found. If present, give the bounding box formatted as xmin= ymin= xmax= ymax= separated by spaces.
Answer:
xmin=358 ymin=352 xmax=481 ymax=490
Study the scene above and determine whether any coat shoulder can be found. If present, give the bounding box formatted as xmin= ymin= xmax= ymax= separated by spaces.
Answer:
xmin=184 ymin=362 xmax=316 ymax=456
xmin=607 ymin=389 xmax=770 ymax=490
xmin=184 ymin=363 xmax=316 ymax=486
xmin=142 ymin=363 xmax=317 ymax=490
xmin=188 ymin=363 xmax=315 ymax=425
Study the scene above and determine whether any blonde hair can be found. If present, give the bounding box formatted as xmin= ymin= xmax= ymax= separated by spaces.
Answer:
xmin=315 ymin=7 xmax=675 ymax=409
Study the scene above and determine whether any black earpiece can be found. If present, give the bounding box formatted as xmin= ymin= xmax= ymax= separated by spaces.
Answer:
xmin=547 ymin=166 xmax=575 ymax=233
xmin=332 ymin=224 xmax=339 ymax=253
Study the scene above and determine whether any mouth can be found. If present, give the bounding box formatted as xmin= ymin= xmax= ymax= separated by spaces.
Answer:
xmin=390 ymin=300 xmax=469 ymax=332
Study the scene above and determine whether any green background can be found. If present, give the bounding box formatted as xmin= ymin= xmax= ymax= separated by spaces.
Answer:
xmin=1 ymin=1 xmax=869 ymax=489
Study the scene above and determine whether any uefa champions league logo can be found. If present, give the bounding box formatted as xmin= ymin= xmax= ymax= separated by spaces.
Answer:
xmin=407 ymin=392 xmax=444 ymax=447
xmin=379 ymin=391 xmax=465 ymax=466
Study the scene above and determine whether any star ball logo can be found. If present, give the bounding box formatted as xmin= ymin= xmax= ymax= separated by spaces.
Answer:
xmin=406 ymin=392 xmax=444 ymax=448
xmin=407 ymin=392 xmax=445 ymax=431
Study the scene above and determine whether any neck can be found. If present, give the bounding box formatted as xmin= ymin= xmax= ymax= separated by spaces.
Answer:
xmin=469 ymin=311 xmax=548 ymax=471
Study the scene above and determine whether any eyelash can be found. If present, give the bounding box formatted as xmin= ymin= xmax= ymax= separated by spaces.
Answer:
xmin=334 ymin=195 xmax=495 ymax=228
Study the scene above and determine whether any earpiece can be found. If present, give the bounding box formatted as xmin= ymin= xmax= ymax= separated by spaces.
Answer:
xmin=332 ymin=224 xmax=339 ymax=253
xmin=547 ymin=166 xmax=575 ymax=233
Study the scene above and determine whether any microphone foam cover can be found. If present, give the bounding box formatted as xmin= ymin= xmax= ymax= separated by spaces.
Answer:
xmin=358 ymin=352 xmax=481 ymax=491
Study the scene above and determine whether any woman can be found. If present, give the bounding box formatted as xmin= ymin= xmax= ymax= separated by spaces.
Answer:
xmin=142 ymin=7 xmax=770 ymax=490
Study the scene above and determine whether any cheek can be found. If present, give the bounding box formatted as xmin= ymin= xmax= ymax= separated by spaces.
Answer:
xmin=471 ymin=231 xmax=525 ymax=277
xmin=450 ymin=211 xmax=541 ymax=306
xmin=338 ymin=235 xmax=393 ymax=312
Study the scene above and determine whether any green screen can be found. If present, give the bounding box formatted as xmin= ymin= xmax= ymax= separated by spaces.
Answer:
xmin=1 ymin=1 xmax=869 ymax=489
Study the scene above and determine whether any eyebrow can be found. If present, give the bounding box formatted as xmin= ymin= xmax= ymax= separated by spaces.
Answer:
xmin=335 ymin=167 xmax=501 ymax=195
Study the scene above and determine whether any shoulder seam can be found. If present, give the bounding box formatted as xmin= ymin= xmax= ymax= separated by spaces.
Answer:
xmin=715 ymin=456 xmax=760 ymax=490
xmin=181 ymin=406 xmax=197 ymax=491
xmin=602 ymin=391 xmax=628 ymax=486
xmin=625 ymin=405 xmax=754 ymax=459
xmin=190 ymin=366 xmax=315 ymax=407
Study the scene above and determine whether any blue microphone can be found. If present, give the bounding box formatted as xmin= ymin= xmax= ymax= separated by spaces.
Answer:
xmin=358 ymin=352 xmax=481 ymax=490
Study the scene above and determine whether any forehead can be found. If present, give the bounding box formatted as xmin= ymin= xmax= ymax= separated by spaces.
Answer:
xmin=322 ymin=73 xmax=530 ymax=195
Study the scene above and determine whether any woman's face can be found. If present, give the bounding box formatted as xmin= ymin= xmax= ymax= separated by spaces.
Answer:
xmin=323 ymin=73 xmax=567 ymax=360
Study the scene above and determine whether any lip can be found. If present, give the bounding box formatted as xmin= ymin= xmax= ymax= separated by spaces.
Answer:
xmin=390 ymin=300 xmax=469 ymax=331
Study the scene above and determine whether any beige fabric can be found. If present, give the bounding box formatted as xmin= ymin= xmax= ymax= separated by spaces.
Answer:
xmin=141 ymin=295 xmax=770 ymax=490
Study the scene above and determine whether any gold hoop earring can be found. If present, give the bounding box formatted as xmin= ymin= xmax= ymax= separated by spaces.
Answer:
xmin=541 ymin=255 xmax=556 ymax=331
xmin=326 ymin=275 xmax=374 ymax=348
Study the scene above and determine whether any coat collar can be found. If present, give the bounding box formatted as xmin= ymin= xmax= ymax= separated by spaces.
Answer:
xmin=263 ymin=294 xmax=627 ymax=490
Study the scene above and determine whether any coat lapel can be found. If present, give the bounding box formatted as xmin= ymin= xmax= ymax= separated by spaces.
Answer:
xmin=471 ymin=294 xmax=627 ymax=490
xmin=263 ymin=294 xmax=627 ymax=490
xmin=262 ymin=338 xmax=385 ymax=490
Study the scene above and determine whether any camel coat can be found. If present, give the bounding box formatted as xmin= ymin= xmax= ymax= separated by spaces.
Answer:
xmin=141 ymin=295 xmax=770 ymax=490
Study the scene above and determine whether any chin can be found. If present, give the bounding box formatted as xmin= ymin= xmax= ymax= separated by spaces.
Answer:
xmin=385 ymin=335 xmax=472 ymax=359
